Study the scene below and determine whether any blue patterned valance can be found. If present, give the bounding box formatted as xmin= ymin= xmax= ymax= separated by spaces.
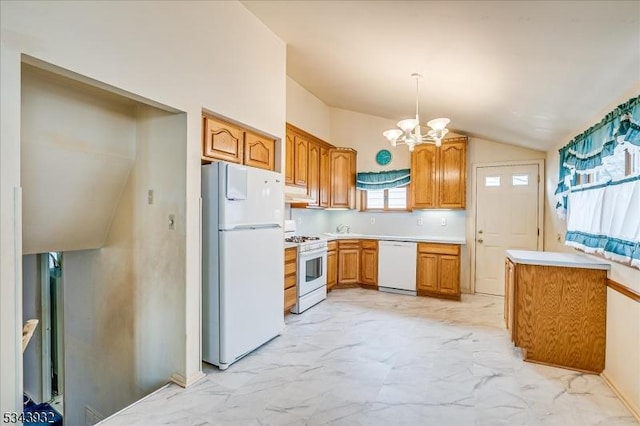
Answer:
xmin=356 ymin=169 xmax=410 ymax=190
xmin=555 ymin=95 xmax=640 ymax=217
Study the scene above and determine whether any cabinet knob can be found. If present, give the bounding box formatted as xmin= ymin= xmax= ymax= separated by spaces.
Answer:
xmin=477 ymin=238 xmax=484 ymax=243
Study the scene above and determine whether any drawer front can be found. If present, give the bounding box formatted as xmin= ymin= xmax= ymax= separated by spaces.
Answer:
xmin=284 ymin=286 xmax=297 ymax=310
xmin=285 ymin=261 xmax=297 ymax=276
xmin=327 ymin=240 xmax=338 ymax=251
xmin=285 ymin=248 xmax=297 ymax=262
xmin=360 ymin=240 xmax=378 ymax=249
xmin=338 ymin=239 xmax=360 ymax=250
xmin=284 ymin=274 xmax=296 ymax=289
xmin=418 ymin=242 xmax=460 ymax=256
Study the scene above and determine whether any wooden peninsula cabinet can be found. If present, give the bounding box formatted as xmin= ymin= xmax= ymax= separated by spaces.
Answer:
xmin=505 ymin=250 xmax=610 ymax=373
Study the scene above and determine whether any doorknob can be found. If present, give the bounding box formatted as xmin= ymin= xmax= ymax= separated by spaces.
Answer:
xmin=477 ymin=238 xmax=484 ymax=243
xmin=478 ymin=229 xmax=483 ymax=234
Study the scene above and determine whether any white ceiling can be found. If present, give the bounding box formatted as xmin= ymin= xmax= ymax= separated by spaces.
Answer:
xmin=242 ymin=0 xmax=639 ymax=151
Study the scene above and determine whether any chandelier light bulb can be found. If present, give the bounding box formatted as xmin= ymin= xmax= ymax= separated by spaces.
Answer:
xmin=427 ymin=117 xmax=450 ymax=131
xmin=397 ymin=118 xmax=419 ymax=133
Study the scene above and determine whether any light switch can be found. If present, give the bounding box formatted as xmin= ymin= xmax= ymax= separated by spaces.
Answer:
xmin=441 ymin=218 xmax=447 ymax=226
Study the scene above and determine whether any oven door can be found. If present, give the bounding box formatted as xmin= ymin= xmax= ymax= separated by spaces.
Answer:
xmin=298 ymin=247 xmax=327 ymax=297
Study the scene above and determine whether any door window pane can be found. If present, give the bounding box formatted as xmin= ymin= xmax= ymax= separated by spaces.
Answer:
xmin=485 ymin=176 xmax=501 ymax=187
xmin=512 ymin=175 xmax=529 ymax=186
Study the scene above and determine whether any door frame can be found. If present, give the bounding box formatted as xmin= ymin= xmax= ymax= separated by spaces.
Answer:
xmin=470 ymin=159 xmax=545 ymax=294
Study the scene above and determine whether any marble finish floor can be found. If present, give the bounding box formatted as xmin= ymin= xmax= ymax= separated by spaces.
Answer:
xmin=101 ymin=289 xmax=638 ymax=425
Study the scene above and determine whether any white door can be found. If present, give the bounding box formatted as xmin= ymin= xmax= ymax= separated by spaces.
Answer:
xmin=475 ymin=164 xmax=539 ymax=295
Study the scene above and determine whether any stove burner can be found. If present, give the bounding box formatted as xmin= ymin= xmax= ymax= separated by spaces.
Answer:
xmin=285 ymin=236 xmax=320 ymax=243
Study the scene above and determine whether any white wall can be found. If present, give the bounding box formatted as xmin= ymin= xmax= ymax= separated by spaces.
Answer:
xmin=1 ymin=0 xmax=286 ymax=415
xmin=21 ymin=65 xmax=137 ymax=254
xmin=544 ymin=87 xmax=640 ymax=414
xmin=62 ymin=105 xmax=186 ymax=424
xmin=286 ymin=76 xmax=331 ymax=141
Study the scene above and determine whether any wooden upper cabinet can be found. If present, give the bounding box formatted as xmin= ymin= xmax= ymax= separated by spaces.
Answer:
xmin=330 ymin=148 xmax=357 ymax=209
xmin=319 ymin=145 xmax=330 ymax=208
xmin=294 ymin=136 xmax=308 ymax=187
xmin=202 ymin=115 xmax=244 ymax=164
xmin=411 ymin=144 xmax=438 ymax=209
xmin=285 ymin=131 xmax=295 ymax=185
xmin=244 ymin=131 xmax=275 ymax=171
xmin=307 ymin=142 xmax=320 ymax=207
xmin=438 ymin=141 xmax=467 ymax=208
xmin=411 ymin=137 xmax=467 ymax=209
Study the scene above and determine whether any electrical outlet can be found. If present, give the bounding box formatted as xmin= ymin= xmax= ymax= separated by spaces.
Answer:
xmin=370 ymin=217 xmax=375 ymax=224
xmin=441 ymin=218 xmax=447 ymax=226
xmin=417 ymin=218 xmax=424 ymax=226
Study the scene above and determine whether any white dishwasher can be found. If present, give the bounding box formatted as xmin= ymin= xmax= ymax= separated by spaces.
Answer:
xmin=378 ymin=241 xmax=417 ymax=295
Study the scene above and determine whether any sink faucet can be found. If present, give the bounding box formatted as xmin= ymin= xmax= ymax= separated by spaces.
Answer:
xmin=336 ymin=224 xmax=350 ymax=234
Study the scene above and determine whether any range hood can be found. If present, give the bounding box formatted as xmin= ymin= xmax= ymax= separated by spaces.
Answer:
xmin=284 ymin=185 xmax=313 ymax=203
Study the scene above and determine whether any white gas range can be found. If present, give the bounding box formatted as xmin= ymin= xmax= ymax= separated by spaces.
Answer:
xmin=284 ymin=221 xmax=328 ymax=314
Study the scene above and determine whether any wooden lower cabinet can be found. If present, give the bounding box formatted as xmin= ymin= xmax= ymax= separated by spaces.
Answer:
xmin=327 ymin=241 xmax=338 ymax=291
xmin=284 ymin=247 xmax=297 ymax=313
xmin=360 ymin=240 xmax=378 ymax=289
xmin=416 ymin=243 xmax=461 ymax=300
xmin=337 ymin=240 xmax=360 ymax=285
xmin=505 ymin=258 xmax=607 ymax=373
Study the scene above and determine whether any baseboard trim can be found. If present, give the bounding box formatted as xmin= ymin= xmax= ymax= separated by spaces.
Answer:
xmin=601 ymin=370 xmax=640 ymax=422
xmin=171 ymin=371 xmax=206 ymax=388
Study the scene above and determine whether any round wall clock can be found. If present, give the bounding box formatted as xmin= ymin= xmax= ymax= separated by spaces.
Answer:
xmin=375 ymin=149 xmax=392 ymax=166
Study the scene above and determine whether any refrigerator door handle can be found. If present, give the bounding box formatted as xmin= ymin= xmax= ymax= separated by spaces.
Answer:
xmin=221 ymin=224 xmax=282 ymax=231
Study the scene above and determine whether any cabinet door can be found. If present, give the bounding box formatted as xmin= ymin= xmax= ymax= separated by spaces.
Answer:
xmin=244 ymin=131 xmax=275 ymax=171
xmin=360 ymin=247 xmax=378 ymax=287
xmin=438 ymin=255 xmax=460 ymax=296
xmin=411 ymin=144 xmax=438 ymax=209
xmin=294 ymin=136 xmax=308 ymax=187
xmin=416 ymin=252 xmax=438 ymax=293
xmin=330 ymin=149 xmax=356 ymax=209
xmin=320 ymin=145 xmax=330 ymax=208
xmin=202 ymin=116 xmax=244 ymax=163
xmin=438 ymin=141 xmax=466 ymax=208
xmin=307 ymin=142 xmax=320 ymax=207
xmin=338 ymin=248 xmax=360 ymax=284
xmin=327 ymin=249 xmax=338 ymax=291
xmin=285 ymin=130 xmax=295 ymax=185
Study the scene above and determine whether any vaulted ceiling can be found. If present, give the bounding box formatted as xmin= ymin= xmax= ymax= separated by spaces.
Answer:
xmin=242 ymin=0 xmax=639 ymax=151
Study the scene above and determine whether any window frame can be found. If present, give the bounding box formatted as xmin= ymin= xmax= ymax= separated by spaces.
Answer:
xmin=360 ymin=185 xmax=411 ymax=212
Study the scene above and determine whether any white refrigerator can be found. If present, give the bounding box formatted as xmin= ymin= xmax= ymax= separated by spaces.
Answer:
xmin=201 ymin=161 xmax=285 ymax=370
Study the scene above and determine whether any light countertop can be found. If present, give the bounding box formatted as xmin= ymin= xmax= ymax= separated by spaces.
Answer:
xmin=323 ymin=233 xmax=465 ymax=245
xmin=506 ymin=249 xmax=611 ymax=270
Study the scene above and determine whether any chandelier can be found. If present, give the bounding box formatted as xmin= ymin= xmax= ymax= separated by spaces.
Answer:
xmin=383 ymin=73 xmax=450 ymax=151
